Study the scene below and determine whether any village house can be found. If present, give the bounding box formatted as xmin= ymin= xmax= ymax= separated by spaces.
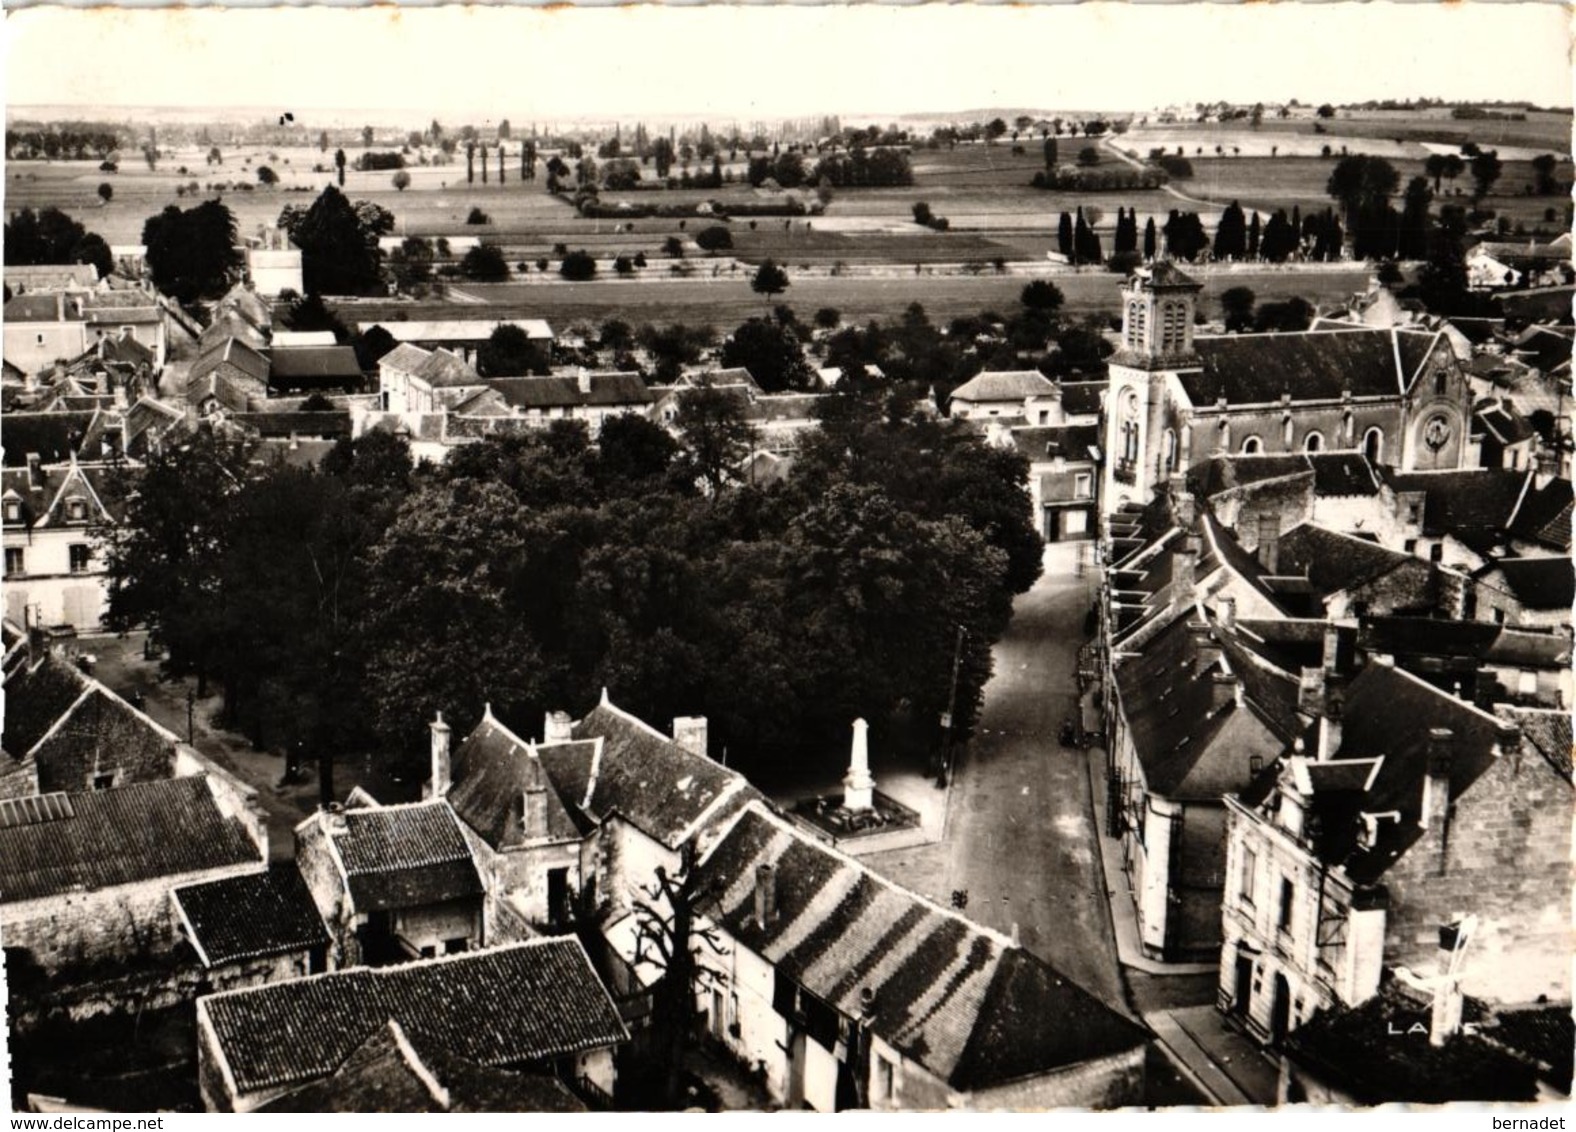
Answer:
xmin=172 ymin=866 xmax=333 ymax=992
xmin=1106 ymin=602 xmax=1304 ymax=962
xmin=1102 ymin=264 xmax=1478 ymax=523
xmin=483 ymin=371 xmax=654 ymax=437
xmin=266 ymin=345 xmax=366 ymax=397
xmin=185 ymin=336 xmax=271 ymax=418
xmin=360 ymin=318 xmax=554 ymax=371
xmin=1465 ymin=236 xmax=1574 ymax=292
xmin=2 ymin=450 xmax=122 ymax=630
xmin=195 ymin=938 xmax=628 ymax=1112
xmin=1469 ymin=554 xmax=1575 ymax=632
xmin=1280 ymin=977 xmax=1572 ymax=1103
xmin=681 ymin=801 xmax=1151 ymax=1110
xmin=947 ymin=369 xmax=1062 ymax=423
xmin=243 ymin=227 xmax=304 ymax=297
xmin=4 ymin=263 xmax=103 ymax=294
xmin=1356 ymin=616 xmax=1572 ymax=710
xmin=294 ymin=797 xmax=486 ymax=970
xmin=1217 ymin=657 xmax=1570 ymax=1050
xmin=377 ymin=342 xmax=486 ymax=415
xmin=1001 ymin=423 xmax=1100 ymax=542
xmin=1474 ymin=396 xmax=1539 ymax=471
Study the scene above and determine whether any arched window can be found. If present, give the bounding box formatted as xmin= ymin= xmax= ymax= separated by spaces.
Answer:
xmin=1342 ymin=410 xmax=1355 ymax=445
xmin=1304 ymin=431 xmax=1324 ymax=452
xmin=1241 ymin=436 xmax=1263 ymax=455
xmin=1162 ymin=428 xmax=1178 ymax=475
xmin=1218 ymin=418 xmax=1231 ymax=451
xmin=1282 ymin=416 xmax=1295 ymax=449
xmin=1363 ymin=427 xmax=1384 ymax=464
xmin=1162 ymin=302 xmax=1186 ymax=352
xmin=1127 ymin=300 xmax=1147 ymax=349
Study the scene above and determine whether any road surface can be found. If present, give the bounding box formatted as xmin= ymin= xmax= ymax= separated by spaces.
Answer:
xmin=866 ymin=541 xmax=1124 ymax=1008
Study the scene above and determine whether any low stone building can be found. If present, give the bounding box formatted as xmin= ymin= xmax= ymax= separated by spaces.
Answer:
xmin=196 ymin=938 xmax=627 ymax=1112
xmin=684 ymin=802 xmax=1151 ymax=1110
xmin=172 ymin=865 xmax=332 ymax=991
xmin=294 ymin=797 xmax=486 ymax=969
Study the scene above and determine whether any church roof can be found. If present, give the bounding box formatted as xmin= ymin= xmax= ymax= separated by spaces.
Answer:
xmin=1177 ymin=328 xmax=1440 ymax=407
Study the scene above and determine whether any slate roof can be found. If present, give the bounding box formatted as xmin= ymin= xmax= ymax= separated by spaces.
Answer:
xmin=1508 ymin=477 xmax=1574 ymax=552
xmin=693 ymin=804 xmax=1148 ymax=1091
xmin=1113 ymin=614 xmax=1294 ymax=801
xmin=1011 ymin=424 xmax=1100 ymax=463
xmin=2 ymin=652 xmax=95 ymax=757
xmin=174 ymin=866 xmax=330 ymax=966
xmin=1180 ymin=328 xmax=1440 ymax=406
xmin=0 ymin=776 xmax=260 ymax=902
xmin=1479 ymin=555 xmax=1576 ymax=611
xmin=326 ymin=801 xmax=483 ymax=911
xmin=4 ymin=264 xmax=100 ymax=291
xmin=1 ymin=411 xmax=98 ymax=465
xmin=948 ymin=369 xmax=1058 ymax=404
xmin=1275 ymin=523 xmax=1420 ymax=597
xmin=3 ymin=293 xmax=83 ymax=323
xmin=257 ymin=1021 xmax=588 ymax=1113
xmin=81 ymin=291 xmax=160 ymax=325
xmin=200 ymin=938 xmax=627 ymax=1097
xmin=1383 ymin=468 xmax=1530 ymax=539
xmin=267 ymin=346 xmax=364 ymax=387
xmin=413 ymin=348 xmax=481 ymax=389
xmin=1476 ymin=400 xmax=1536 ymax=446
xmin=448 ymin=713 xmax=590 ymax=849
xmin=1306 ymin=453 xmax=1383 ymax=496
xmin=1305 ymin=664 xmax=1528 ymax=882
xmin=487 ymin=374 xmax=652 ymax=409
xmin=1494 ymin=705 xmax=1573 ymax=782
xmin=1285 ymin=980 xmax=1545 ymax=1103
xmin=556 ymin=698 xmax=762 ymax=850
xmin=189 ymin=336 xmax=270 ymax=386
xmin=1 ymin=462 xmax=124 ymax=532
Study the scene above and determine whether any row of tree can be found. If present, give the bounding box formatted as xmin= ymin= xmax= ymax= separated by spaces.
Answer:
xmin=3 ymin=207 xmax=114 ymax=280
xmin=102 ymin=389 xmax=1041 ymax=780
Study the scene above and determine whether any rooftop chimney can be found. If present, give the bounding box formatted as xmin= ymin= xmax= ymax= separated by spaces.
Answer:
xmin=1533 ymin=449 xmax=1557 ymax=491
xmin=1298 ymin=665 xmax=1326 ymax=719
xmin=754 ymin=862 xmax=777 ymax=930
xmin=1421 ymin=728 xmax=1454 ymax=872
xmin=1316 ymin=683 xmax=1344 ymax=762
xmin=1257 ymin=514 xmax=1280 ymax=574
xmin=1322 ymin=625 xmax=1342 ymax=674
xmin=427 ymin=712 xmax=452 ymax=799
xmin=672 ymin=715 xmax=708 ymax=760
xmin=521 ymin=756 xmax=549 ymax=840
xmin=543 ymin=710 xmax=573 ymax=745
xmin=1219 ymin=596 xmax=1237 ymax=631
xmin=1211 ymin=671 xmax=1238 ymax=713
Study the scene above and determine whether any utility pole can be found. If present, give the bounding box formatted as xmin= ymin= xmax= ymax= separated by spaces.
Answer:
xmin=186 ymin=687 xmax=195 ymax=744
xmin=939 ymin=624 xmax=966 ymax=787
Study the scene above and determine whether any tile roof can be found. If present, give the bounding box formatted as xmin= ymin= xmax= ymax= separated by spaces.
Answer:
xmin=1475 ymin=400 xmax=1536 ymax=446
xmin=229 ymin=411 xmax=352 ymax=439
xmin=1181 ymin=328 xmax=1438 ymax=406
xmin=1285 ymin=980 xmax=1544 ymax=1103
xmin=1479 ymin=555 xmax=1576 ymax=610
xmin=257 ymin=1021 xmax=588 ymax=1113
xmin=1011 ymin=424 xmax=1100 ymax=463
xmin=80 ymin=291 xmax=160 ymax=324
xmin=1508 ymin=477 xmax=1574 ymax=552
xmin=487 ymin=373 xmax=652 ymax=409
xmin=693 ymin=804 xmax=1147 ymax=1091
xmin=1305 ymin=452 xmax=1382 ymax=496
xmin=1480 ymin=1006 xmax=1574 ymax=1091
xmin=413 ymin=348 xmax=482 ymax=389
xmin=174 ymin=865 xmax=330 ymax=966
xmin=0 ymin=775 xmax=261 ymax=902
xmin=560 ymin=698 xmax=762 ymax=849
xmin=948 ymin=369 xmax=1058 ymax=404
xmin=200 ymin=938 xmax=628 ymax=1097
xmin=328 ymin=801 xmax=483 ymax=912
xmin=378 ymin=343 xmax=436 ymax=374
xmin=1493 ymin=705 xmax=1573 ymax=782
xmin=448 ymin=714 xmax=590 ymax=848
xmin=4 ymin=264 xmax=100 ymax=291
xmin=2 ymin=653 xmax=94 ymax=756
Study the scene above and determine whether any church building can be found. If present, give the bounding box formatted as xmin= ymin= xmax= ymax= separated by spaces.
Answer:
xmin=1103 ymin=265 xmax=1477 ymax=522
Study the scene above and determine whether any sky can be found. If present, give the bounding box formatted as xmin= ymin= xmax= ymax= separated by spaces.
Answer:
xmin=4 ymin=3 xmax=1573 ymax=123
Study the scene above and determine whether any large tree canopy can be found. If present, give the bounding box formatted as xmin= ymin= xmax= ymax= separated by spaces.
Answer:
xmin=278 ymin=185 xmax=392 ymax=296
xmin=5 ymin=207 xmax=113 ymax=278
xmin=141 ymin=200 xmax=243 ymax=302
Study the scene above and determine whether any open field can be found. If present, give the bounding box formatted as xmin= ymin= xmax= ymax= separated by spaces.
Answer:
xmin=337 ymin=266 xmax=1372 ymax=331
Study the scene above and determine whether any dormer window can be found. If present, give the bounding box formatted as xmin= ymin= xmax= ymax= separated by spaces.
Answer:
xmin=65 ymin=497 xmax=89 ymax=523
xmin=2 ymin=499 xmax=20 ymax=523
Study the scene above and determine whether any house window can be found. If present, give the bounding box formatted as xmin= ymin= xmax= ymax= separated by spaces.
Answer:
xmin=65 ymin=498 xmax=88 ymax=523
xmin=1241 ymin=436 xmax=1262 ymax=455
xmin=91 ymin=772 xmax=116 ymax=790
xmin=875 ymin=1054 xmax=896 ymax=1103
xmin=1074 ymin=473 xmax=1093 ymax=500
xmin=1363 ymin=428 xmax=1384 ymax=464
xmin=1039 ymin=410 xmax=1050 ymax=425
xmin=1239 ymin=846 xmax=1257 ymax=905
xmin=1435 ymin=369 xmax=1448 ymax=396
xmin=1304 ymin=431 xmax=1324 ymax=453
xmin=1404 ymin=539 xmax=1418 ymax=554
xmin=1429 ymin=543 xmax=1443 ymax=563
xmin=2 ymin=500 xmax=19 ymax=523
xmin=1519 ymin=670 xmax=1539 ymax=696
xmin=4 ymin=548 xmax=23 ymax=576
xmin=419 ymin=945 xmax=437 ymax=959
xmin=444 ymin=937 xmax=469 ymax=955
xmin=69 ymin=544 xmax=91 ymax=574
xmin=1277 ymin=878 xmax=1295 ymax=933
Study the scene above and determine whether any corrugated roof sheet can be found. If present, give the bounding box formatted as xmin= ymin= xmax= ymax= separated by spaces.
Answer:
xmin=201 ymin=938 xmax=627 ymax=1096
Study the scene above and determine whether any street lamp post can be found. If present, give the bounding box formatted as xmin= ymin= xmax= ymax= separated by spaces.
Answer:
xmin=186 ymin=688 xmax=195 ymax=744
